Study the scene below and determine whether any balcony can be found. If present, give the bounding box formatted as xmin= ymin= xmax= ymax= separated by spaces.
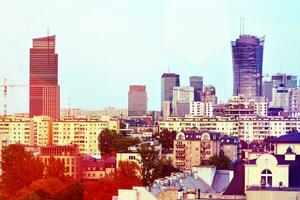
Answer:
xmin=176 ymin=144 xmax=185 ymax=148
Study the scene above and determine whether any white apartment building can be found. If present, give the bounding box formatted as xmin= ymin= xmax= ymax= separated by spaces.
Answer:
xmin=190 ymin=101 xmax=213 ymax=117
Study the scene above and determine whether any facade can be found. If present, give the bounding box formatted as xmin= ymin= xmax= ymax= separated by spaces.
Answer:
xmin=290 ymin=89 xmax=300 ymax=117
xmin=161 ymin=73 xmax=180 ymax=114
xmin=30 ymin=35 xmax=60 ymax=119
xmin=263 ymin=81 xmax=273 ymax=102
xmin=271 ymin=73 xmax=298 ymax=89
xmin=202 ymin=85 xmax=217 ymax=104
xmin=40 ymin=144 xmax=82 ymax=179
xmin=190 ymin=101 xmax=213 ymax=117
xmin=0 ymin=116 xmax=34 ymax=146
xmin=159 ymin=116 xmax=239 ymax=137
xmin=82 ymin=155 xmax=115 ymax=180
xmin=271 ymin=84 xmax=291 ymax=111
xmin=220 ymin=136 xmax=239 ymax=162
xmin=52 ymin=117 xmax=119 ymax=155
xmin=173 ymin=131 xmax=221 ymax=170
xmin=159 ymin=116 xmax=300 ymax=142
xmin=189 ymin=76 xmax=203 ymax=101
xmin=60 ymin=107 xmax=128 ymax=118
xmin=172 ymin=86 xmax=194 ymax=116
xmin=231 ymin=35 xmax=264 ymax=97
xmin=128 ymin=85 xmax=147 ymax=117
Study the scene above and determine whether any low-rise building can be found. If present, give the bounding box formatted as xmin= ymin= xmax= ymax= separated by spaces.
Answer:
xmin=40 ymin=144 xmax=82 ymax=179
xmin=82 ymin=155 xmax=115 ymax=180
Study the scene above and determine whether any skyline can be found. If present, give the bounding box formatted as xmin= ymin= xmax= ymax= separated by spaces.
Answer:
xmin=1 ymin=0 xmax=300 ymax=114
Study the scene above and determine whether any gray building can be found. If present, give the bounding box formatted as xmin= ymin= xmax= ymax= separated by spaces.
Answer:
xmin=161 ymin=73 xmax=180 ymax=114
xmin=128 ymin=85 xmax=147 ymax=117
xmin=189 ymin=76 xmax=203 ymax=101
xmin=231 ymin=35 xmax=265 ymax=97
xmin=271 ymin=73 xmax=297 ymax=89
xmin=263 ymin=81 xmax=273 ymax=102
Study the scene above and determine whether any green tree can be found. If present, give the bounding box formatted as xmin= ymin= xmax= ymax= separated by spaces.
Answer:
xmin=156 ymin=129 xmax=177 ymax=150
xmin=22 ymin=189 xmax=52 ymax=200
xmin=98 ymin=129 xmax=140 ymax=156
xmin=113 ymin=161 xmax=142 ymax=188
xmin=208 ymin=151 xmax=231 ymax=170
xmin=45 ymin=157 xmax=65 ymax=180
xmin=98 ymin=129 xmax=119 ymax=156
xmin=137 ymin=144 xmax=162 ymax=187
xmin=1 ymin=144 xmax=44 ymax=195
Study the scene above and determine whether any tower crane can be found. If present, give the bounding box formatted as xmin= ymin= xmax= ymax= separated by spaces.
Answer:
xmin=0 ymin=79 xmax=27 ymax=116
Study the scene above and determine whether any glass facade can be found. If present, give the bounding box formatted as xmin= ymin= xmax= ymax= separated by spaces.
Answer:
xmin=189 ymin=76 xmax=203 ymax=101
xmin=30 ymin=35 xmax=60 ymax=119
xmin=231 ymin=35 xmax=265 ymax=97
xmin=161 ymin=73 xmax=180 ymax=110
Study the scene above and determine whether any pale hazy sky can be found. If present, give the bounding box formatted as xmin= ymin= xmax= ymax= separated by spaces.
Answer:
xmin=0 ymin=0 xmax=300 ymax=114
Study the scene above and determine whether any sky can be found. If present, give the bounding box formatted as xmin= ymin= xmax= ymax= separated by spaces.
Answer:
xmin=0 ymin=0 xmax=300 ymax=114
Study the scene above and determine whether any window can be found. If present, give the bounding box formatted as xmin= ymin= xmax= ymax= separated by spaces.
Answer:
xmin=261 ymin=169 xmax=272 ymax=186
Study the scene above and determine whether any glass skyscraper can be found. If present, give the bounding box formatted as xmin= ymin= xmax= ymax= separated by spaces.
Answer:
xmin=29 ymin=35 xmax=60 ymax=119
xmin=231 ymin=35 xmax=265 ymax=97
xmin=189 ymin=76 xmax=203 ymax=101
xmin=161 ymin=73 xmax=180 ymax=115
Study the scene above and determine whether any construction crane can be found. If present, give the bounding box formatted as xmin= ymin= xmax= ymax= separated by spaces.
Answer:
xmin=0 ymin=79 xmax=27 ymax=116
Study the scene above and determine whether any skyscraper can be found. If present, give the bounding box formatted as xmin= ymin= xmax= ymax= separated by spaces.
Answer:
xmin=128 ymin=85 xmax=147 ymax=117
xmin=189 ymin=76 xmax=203 ymax=101
xmin=172 ymin=86 xmax=194 ymax=116
xmin=231 ymin=35 xmax=265 ymax=97
xmin=202 ymin=85 xmax=217 ymax=104
xmin=29 ymin=35 xmax=60 ymax=119
xmin=161 ymin=73 xmax=180 ymax=116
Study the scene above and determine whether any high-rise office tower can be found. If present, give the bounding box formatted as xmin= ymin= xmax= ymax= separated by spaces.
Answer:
xmin=231 ymin=35 xmax=265 ymax=97
xmin=30 ymin=35 xmax=60 ymax=119
xmin=128 ymin=85 xmax=147 ymax=117
xmin=189 ymin=76 xmax=203 ymax=101
xmin=161 ymin=73 xmax=180 ymax=115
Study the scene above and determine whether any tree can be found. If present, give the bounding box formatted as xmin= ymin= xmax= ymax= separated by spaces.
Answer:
xmin=45 ymin=157 xmax=65 ymax=180
xmin=137 ymin=144 xmax=162 ymax=187
xmin=113 ymin=161 xmax=142 ymax=188
xmin=53 ymin=181 xmax=83 ymax=200
xmin=1 ymin=144 xmax=44 ymax=195
xmin=156 ymin=129 xmax=177 ymax=150
xmin=208 ymin=151 xmax=231 ymax=170
xmin=22 ymin=189 xmax=52 ymax=200
xmin=84 ymin=178 xmax=118 ymax=200
xmin=158 ymin=160 xmax=181 ymax=178
xmin=98 ymin=129 xmax=140 ymax=156
xmin=98 ymin=129 xmax=120 ymax=156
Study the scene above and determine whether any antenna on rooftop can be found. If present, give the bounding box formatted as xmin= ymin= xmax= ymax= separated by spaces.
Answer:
xmin=243 ymin=17 xmax=245 ymax=35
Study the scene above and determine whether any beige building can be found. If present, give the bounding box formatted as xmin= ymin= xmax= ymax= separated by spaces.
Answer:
xmin=159 ymin=116 xmax=239 ymax=137
xmin=173 ymin=131 xmax=221 ymax=170
xmin=52 ymin=117 xmax=119 ymax=155
xmin=0 ymin=115 xmax=120 ymax=156
xmin=160 ymin=116 xmax=300 ymax=142
xmin=40 ymin=144 xmax=82 ymax=179
xmin=0 ymin=116 xmax=34 ymax=145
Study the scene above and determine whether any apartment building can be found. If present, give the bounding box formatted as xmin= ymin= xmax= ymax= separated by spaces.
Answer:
xmin=0 ymin=116 xmax=34 ymax=145
xmin=159 ymin=116 xmax=239 ymax=137
xmin=239 ymin=116 xmax=300 ymax=141
xmin=52 ymin=117 xmax=120 ymax=155
xmin=173 ymin=131 xmax=221 ymax=170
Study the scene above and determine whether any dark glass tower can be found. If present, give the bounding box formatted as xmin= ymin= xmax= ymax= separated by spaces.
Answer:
xmin=161 ymin=73 xmax=180 ymax=110
xmin=189 ymin=76 xmax=203 ymax=101
xmin=29 ymin=35 xmax=60 ymax=119
xmin=231 ymin=35 xmax=265 ymax=97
